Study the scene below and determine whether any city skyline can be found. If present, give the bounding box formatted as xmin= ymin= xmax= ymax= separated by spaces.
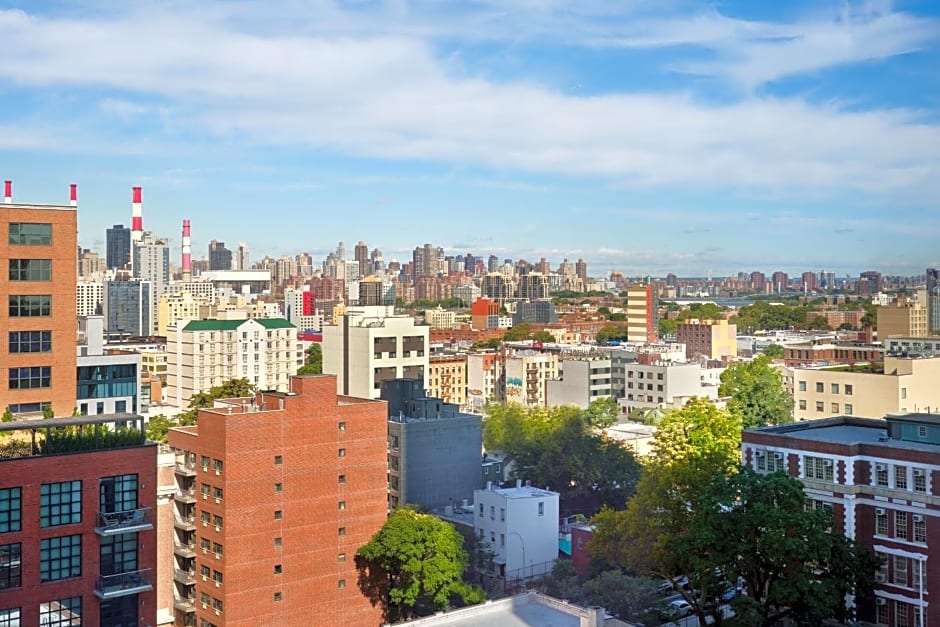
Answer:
xmin=0 ymin=1 xmax=938 ymax=275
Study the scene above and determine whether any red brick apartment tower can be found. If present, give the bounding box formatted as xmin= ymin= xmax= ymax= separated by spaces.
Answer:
xmin=0 ymin=414 xmax=158 ymax=626
xmin=743 ymin=415 xmax=940 ymax=627
xmin=0 ymin=181 xmax=78 ymax=417
xmin=167 ymin=375 xmax=388 ymax=627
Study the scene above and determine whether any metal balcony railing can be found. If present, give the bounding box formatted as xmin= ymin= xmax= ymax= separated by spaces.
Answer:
xmin=174 ymin=460 xmax=197 ymax=477
xmin=95 ymin=507 xmax=154 ymax=536
xmin=174 ymin=486 xmax=196 ymax=503
xmin=94 ymin=568 xmax=154 ymax=599
xmin=173 ymin=567 xmax=196 ymax=585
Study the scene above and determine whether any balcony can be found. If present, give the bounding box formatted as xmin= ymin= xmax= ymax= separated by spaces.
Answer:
xmin=174 ymin=460 xmax=197 ymax=477
xmin=94 ymin=568 xmax=154 ymax=599
xmin=94 ymin=507 xmax=154 ymax=536
xmin=174 ymin=597 xmax=196 ymax=614
xmin=173 ymin=567 xmax=196 ymax=585
xmin=174 ymin=511 xmax=196 ymax=531
xmin=174 ymin=487 xmax=196 ymax=504
xmin=173 ymin=540 xmax=195 ymax=558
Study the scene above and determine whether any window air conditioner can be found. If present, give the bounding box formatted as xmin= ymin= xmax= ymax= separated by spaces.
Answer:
xmin=202 ymin=575 xmax=207 ymax=581
xmin=774 ymin=452 xmax=784 ymax=461
xmin=875 ymin=508 xmax=886 ymax=516
xmin=913 ymin=468 xmax=925 ymax=477
xmin=823 ymin=459 xmax=833 ymax=468
xmin=755 ymin=450 xmax=766 ymax=457
xmin=876 ymin=597 xmax=886 ymax=605
xmin=913 ymin=514 xmax=924 ymax=523
xmin=876 ymin=463 xmax=887 ymax=471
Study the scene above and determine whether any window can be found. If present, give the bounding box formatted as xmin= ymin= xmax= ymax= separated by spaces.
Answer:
xmin=213 ymin=542 xmax=223 ymax=557
xmin=274 ymin=483 xmax=282 ymax=493
xmin=200 ymin=537 xmax=210 ymax=552
xmin=200 ymin=592 xmax=210 ymax=606
xmin=338 ymin=553 xmax=346 ymax=562
xmin=8 ymin=330 xmax=51 ymax=353
xmin=816 ymin=382 xmax=824 ymax=393
xmin=40 ymin=535 xmax=81 ymax=582
xmin=490 ymin=531 xmax=495 ymax=543
xmin=914 ymin=515 xmax=926 ymax=543
xmin=201 ymin=483 xmax=211 ymax=497
xmin=875 ymin=508 xmax=888 ymax=536
xmin=831 ymin=403 xmax=839 ymax=414
xmin=9 ymin=366 xmax=52 ymax=390
xmin=9 ymin=258 xmax=52 ymax=281
xmin=8 ymin=294 xmax=51 ymax=317
xmin=274 ymin=592 xmax=283 ymax=602
xmin=274 ymin=564 xmax=283 ymax=574
xmin=0 ymin=609 xmax=20 ymax=626
xmin=875 ymin=463 xmax=889 ymax=487
xmin=213 ymin=515 xmax=223 ymax=529
xmin=798 ymin=381 xmax=806 ymax=392
xmin=274 ymin=455 xmax=283 ymax=465
xmin=894 ymin=466 xmax=908 ymax=490
xmin=901 ymin=388 xmax=907 ymax=400
xmin=338 ymin=579 xmax=346 ymax=589
xmin=490 ymin=506 xmax=495 ymax=520
xmin=913 ymin=468 xmax=927 ymax=493
xmin=500 ymin=508 xmax=505 ymax=522
xmin=0 ymin=488 xmax=21 ymax=533
xmin=815 ymin=401 xmax=824 ymax=412
xmin=803 ymin=456 xmax=834 ymax=482
xmin=918 ymin=425 xmax=927 ymax=438
xmin=338 ymin=475 xmax=346 ymax=485
xmin=212 ymin=597 xmax=223 ymax=613
xmin=338 ymin=448 xmax=346 ymax=458
xmin=39 ymin=597 xmax=81 ymax=626
xmin=213 ymin=570 xmax=223 ymax=586
xmin=831 ymin=383 xmax=839 ymax=394
xmin=845 ymin=384 xmax=853 ymax=395
xmin=274 ymin=537 xmax=282 ymax=547
xmin=500 ymin=534 xmax=505 ymax=547
xmin=892 ymin=555 xmax=908 ymax=586
xmin=201 ymin=564 xmax=210 ymax=579
xmin=895 ymin=511 xmax=908 ymax=540
xmin=338 ymin=421 xmax=346 ymax=431
xmin=338 ymin=501 xmax=346 ymax=511
xmin=212 ymin=459 xmax=223 ymax=474
xmin=798 ymin=400 xmax=807 ymax=411
xmin=201 ymin=511 xmax=210 ymax=526
xmin=876 ymin=601 xmax=889 ymax=626
xmin=274 ymin=510 xmax=282 ymax=520
xmin=338 ymin=527 xmax=346 ymax=537
xmin=844 ymin=404 xmax=853 ymax=415
xmin=201 ymin=456 xmax=211 ymax=470
xmin=538 ymin=501 xmax=545 ymax=517
xmin=0 ymin=543 xmax=21 ymax=589
xmin=478 ymin=503 xmax=483 ymax=518
xmin=40 ymin=481 xmax=81 ymax=527
xmin=100 ymin=534 xmax=137 ymax=578
xmin=9 ymin=222 xmax=52 ymax=245
xmin=895 ymin=600 xmax=910 ymax=627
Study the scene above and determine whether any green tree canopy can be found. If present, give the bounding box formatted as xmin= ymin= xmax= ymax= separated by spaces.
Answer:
xmin=297 ymin=343 xmax=323 ymax=375
xmin=719 ymin=356 xmax=793 ymax=429
xmin=502 ymin=323 xmax=532 ymax=342
xmin=179 ymin=378 xmax=257 ymax=426
xmin=762 ymin=343 xmax=785 ymax=359
xmin=584 ymin=397 xmax=619 ymax=429
xmin=356 ymin=508 xmax=484 ymax=622
xmin=483 ymin=403 xmax=639 ymax=514
xmin=677 ymin=302 xmax=727 ymax=322
xmin=658 ymin=317 xmax=677 ymax=337
xmin=595 ymin=325 xmax=629 ymax=345
xmin=145 ymin=415 xmax=176 ymax=444
xmin=471 ymin=338 xmax=502 ymax=350
xmin=531 ymin=330 xmax=555 ymax=343
xmin=731 ymin=301 xmax=809 ymax=332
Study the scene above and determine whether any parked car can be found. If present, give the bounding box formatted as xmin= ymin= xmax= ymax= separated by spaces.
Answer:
xmin=660 ymin=599 xmax=693 ymax=621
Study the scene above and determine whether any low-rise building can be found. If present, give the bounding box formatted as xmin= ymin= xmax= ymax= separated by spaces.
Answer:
xmin=617 ymin=359 xmax=717 ymax=417
xmin=785 ymin=342 xmax=884 ymax=368
xmin=77 ymin=315 xmax=143 ymax=415
xmin=742 ymin=414 xmax=939 ymax=627
xmin=546 ymin=356 xmax=613 ymax=409
xmin=426 ymin=355 xmax=468 ymax=408
xmin=676 ymin=319 xmax=737 ymax=360
xmin=504 ymin=351 xmax=559 ymax=407
xmin=879 ymin=300 xmax=929 ymax=338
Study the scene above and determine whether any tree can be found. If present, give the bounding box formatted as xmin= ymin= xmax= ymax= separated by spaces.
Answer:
xmin=531 ymin=330 xmax=555 ymax=343
xmin=502 ymin=323 xmax=531 ymax=342
xmin=595 ymin=325 xmax=628 ymax=345
xmin=590 ymin=399 xmax=742 ymax=624
xmin=1 ymin=407 xmax=12 ymax=423
xmin=543 ymin=561 xmax=661 ymax=623
xmin=584 ymin=397 xmax=618 ymax=429
xmin=145 ymin=415 xmax=177 ymax=444
xmin=179 ymin=378 xmax=257 ymax=426
xmin=483 ymin=403 xmax=639 ymax=514
xmin=356 ymin=508 xmax=484 ymax=622
xmin=763 ymin=343 xmax=785 ymax=359
xmin=680 ymin=469 xmax=881 ymax=626
xmin=658 ymin=317 xmax=677 ymax=337
xmin=719 ymin=356 xmax=793 ymax=429
xmin=42 ymin=404 xmax=55 ymax=419
xmin=471 ymin=338 xmax=502 ymax=350
xmin=297 ymin=343 xmax=322 ymax=375
xmin=806 ymin=314 xmax=832 ymax=330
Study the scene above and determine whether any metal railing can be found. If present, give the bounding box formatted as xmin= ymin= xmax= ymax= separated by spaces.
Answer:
xmin=95 ymin=507 xmax=153 ymax=533
xmin=95 ymin=568 xmax=153 ymax=599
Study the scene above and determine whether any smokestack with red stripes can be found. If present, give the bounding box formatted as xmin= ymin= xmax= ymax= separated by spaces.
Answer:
xmin=3 ymin=180 xmax=11 ymax=203
xmin=131 ymin=186 xmax=143 ymax=245
xmin=182 ymin=219 xmax=192 ymax=282
xmin=69 ymin=184 xmax=77 ymax=207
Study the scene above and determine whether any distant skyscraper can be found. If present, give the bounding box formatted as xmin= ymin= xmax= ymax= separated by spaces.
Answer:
xmin=413 ymin=243 xmax=438 ymax=281
xmin=575 ymin=258 xmax=588 ymax=283
xmin=487 ymin=255 xmax=499 ymax=273
xmin=235 ymin=242 xmax=250 ymax=270
xmin=133 ymin=232 xmax=169 ymax=335
xmin=208 ymin=240 xmax=233 ymax=270
xmin=772 ymin=271 xmax=789 ymax=294
xmin=928 ymin=268 xmax=940 ymax=332
xmin=355 ymin=240 xmax=369 ymax=278
xmin=106 ymin=223 xmax=132 ymax=269
xmin=802 ymin=271 xmax=817 ymax=293
xmin=104 ymin=278 xmax=152 ymax=337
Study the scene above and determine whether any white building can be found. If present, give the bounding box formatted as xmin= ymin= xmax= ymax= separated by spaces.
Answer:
xmin=165 ymin=318 xmax=302 ymax=407
xmin=424 ymin=307 xmax=457 ymax=330
xmin=467 ymin=352 xmax=504 ymax=412
xmin=474 ymin=483 xmax=560 ymax=580
xmin=321 ymin=308 xmax=430 ymax=400
xmin=504 ymin=351 xmax=559 ymax=407
xmin=618 ymin=360 xmax=718 ymax=417
xmin=77 ymin=279 xmax=104 ymax=316
xmin=545 ymin=357 xmax=613 ymax=409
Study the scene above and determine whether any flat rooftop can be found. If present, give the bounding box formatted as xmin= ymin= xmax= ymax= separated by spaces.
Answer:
xmin=398 ymin=591 xmax=606 ymax=627
xmin=750 ymin=416 xmax=940 ymax=453
xmin=480 ymin=486 xmax=557 ymax=499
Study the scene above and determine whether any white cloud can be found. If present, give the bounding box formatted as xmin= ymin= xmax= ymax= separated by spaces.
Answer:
xmin=0 ymin=2 xmax=936 ymax=206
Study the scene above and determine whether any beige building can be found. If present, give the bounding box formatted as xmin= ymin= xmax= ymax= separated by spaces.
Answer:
xmin=676 ymin=318 xmax=737 ymax=360
xmin=424 ymin=306 xmax=457 ymax=330
xmin=166 ymin=318 xmax=302 ymax=406
xmin=77 ymin=279 xmax=104 ymax=316
xmin=504 ymin=350 xmax=559 ymax=407
xmin=140 ymin=348 xmax=168 ymax=380
xmin=792 ymin=355 xmax=940 ymax=420
xmin=878 ymin=301 xmax=928 ymax=338
xmin=158 ymin=290 xmax=204 ymax=336
xmin=625 ymin=284 xmax=656 ymax=344
xmin=426 ymin=355 xmax=467 ymax=408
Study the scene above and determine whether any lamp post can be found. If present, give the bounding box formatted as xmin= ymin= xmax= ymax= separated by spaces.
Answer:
xmin=509 ymin=531 xmax=526 ymax=584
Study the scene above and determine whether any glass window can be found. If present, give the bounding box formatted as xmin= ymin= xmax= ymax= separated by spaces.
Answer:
xmin=0 ymin=543 xmax=21 ymax=589
xmin=274 ymin=510 xmax=282 ymax=520
xmin=0 ymin=488 xmax=21 ymax=533
xmin=816 ymin=382 xmax=824 ymax=393
xmin=0 ymin=608 xmax=20 ymax=626
xmin=213 ymin=542 xmax=223 ymax=556
xmin=212 ymin=459 xmax=223 ymax=474
xmin=831 ymin=383 xmax=839 ymax=394
xmin=8 ymin=366 xmax=52 ymax=390
xmin=804 ymin=456 xmax=834 ymax=482
xmin=914 ymin=516 xmax=926 ymax=543
xmin=8 ymin=259 xmax=52 ymax=281
xmin=100 ymin=474 xmax=137 ymax=514
xmin=844 ymin=384 xmax=853 ymax=395
xmin=798 ymin=400 xmax=807 ymax=411
xmin=538 ymin=501 xmax=545 ymax=516
xmin=40 ymin=535 xmax=82 ymax=582
xmin=40 ymin=481 xmax=82 ymax=527
xmin=875 ymin=464 xmax=889 ymax=487
xmin=274 ymin=455 xmax=283 ymax=465
xmin=8 ymin=330 xmax=52 ymax=353
xmin=895 ymin=511 xmax=908 ymax=540
xmin=892 ymin=555 xmax=908 ymax=586
xmin=844 ymin=404 xmax=853 ymax=415
xmin=798 ymin=381 xmax=806 ymax=392
xmin=39 ymin=597 xmax=81 ymax=627
xmin=338 ymin=448 xmax=346 ymax=458
xmin=894 ymin=466 xmax=908 ymax=490
xmin=100 ymin=534 xmax=137 ymax=577
xmin=338 ymin=475 xmax=346 ymax=485
xmin=9 ymin=223 xmax=52 ymax=245
xmin=831 ymin=402 xmax=839 ymax=414
xmin=274 ymin=564 xmax=283 ymax=573
xmin=213 ymin=570 xmax=223 ymax=586
xmin=913 ymin=468 xmax=927 ymax=493
xmin=815 ymin=401 xmax=824 ymax=412
xmin=8 ymin=295 xmax=51 ymax=317
xmin=875 ymin=509 xmax=888 ymax=536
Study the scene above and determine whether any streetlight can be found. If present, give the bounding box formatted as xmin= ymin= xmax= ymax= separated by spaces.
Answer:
xmin=509 ymin=531 xmax=526 ymax=584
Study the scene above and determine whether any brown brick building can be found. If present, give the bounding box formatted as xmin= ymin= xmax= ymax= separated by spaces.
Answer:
xmin=1 ymin=190 xmax=78 ymax=417
xmin=0 ymin=414 xmax=158 ymax=626
xmin=167 ymin=374 xmax=388 ymax=627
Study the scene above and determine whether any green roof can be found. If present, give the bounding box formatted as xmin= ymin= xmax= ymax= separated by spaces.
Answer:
xmin=183 ymin=318 xmax=296 ymax=332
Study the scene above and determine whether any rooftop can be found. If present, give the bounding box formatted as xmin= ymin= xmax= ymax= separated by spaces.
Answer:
xmin=0 ymin=413 xmax=151 ymax=460
xmin=749 ymin=414 xmax=940 ymax=453
xmin=182 ymin=317 xmax=295 ymax=331
xmin=478 ymin=485 xmax=558 ymax=499
xmin=396 ymin=591 xmax=614 ymax=627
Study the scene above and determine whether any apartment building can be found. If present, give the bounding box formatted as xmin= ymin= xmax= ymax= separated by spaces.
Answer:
xmin=166 ymin=318 xmax=301 ymax=407
xmin=473 ymin=483 xmax=560 ymax=581
xmin=104 ymin=278 xmax=153 ymax=338
xmin=625 ymin=284 xmax=657 ymax=344
xmin=785 ymin=342 xmax=884 ymax=368
xmin=617 ymin=359 xmax=716 ymax=417
xmin=504 ymin=351 xmax=559 ymax=408
xmin=77 ymin=279 xmax=104 ymax=317
xmin=166 ymin=375 xmax=387 ymax=627
xmin=676 ymin=319 xmax=737 ymax=360
xmin=157 ymin=291 xmax=203 ymax=336
xmin=884 ymin=336 xmax=940 ymax=356
xmin=383 ymin=379 xmax=481 ymax=511
xmin=426 ymin=355 xmax=467 ymax=408
xmin=1 ymin=195 xmax=78 ymax=417
xmin=77 ymin=316 xmax=143 ymax=415
xmin=467 ymin=351 xmax=504 ymax=412
xmin=545 ymin=356 xmax=613 ymax=409
xmin=424 ymin=307 xmax=457 ymax=330
xmin=792 ymin=356 xmax=940 ymax=420
xmin=879 ymin=301 xmax=929 ymax=339
xmin=742 ymin=414 xmax=938 ymax=627
xmin=0 ymin=414 xmax=157 ymax=626
xmin=321 ymin=308 xmax=430 ymax=400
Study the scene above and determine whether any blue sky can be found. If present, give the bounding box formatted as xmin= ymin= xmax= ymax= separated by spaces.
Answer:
xmin=0 ymin=0 xmax=938 ymax=277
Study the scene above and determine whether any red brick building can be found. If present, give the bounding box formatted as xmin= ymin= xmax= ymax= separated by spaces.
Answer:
xmin=167 ymin=374 xmax=388 ymax=627
xmin=784 ymin=342 xmax=884 ymax=367
xmin=743 ymin=415 xmax=939 ymax=626
xmin=0 ymin=414 xmax=158 ymax=626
